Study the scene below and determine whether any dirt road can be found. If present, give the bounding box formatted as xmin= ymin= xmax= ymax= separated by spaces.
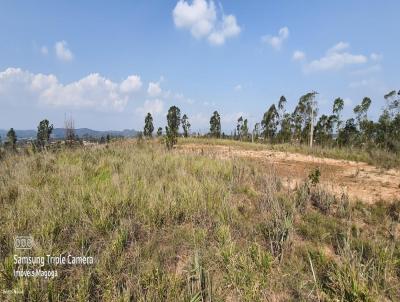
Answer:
xmin=179 ymin=143 xmax=400 ymax=203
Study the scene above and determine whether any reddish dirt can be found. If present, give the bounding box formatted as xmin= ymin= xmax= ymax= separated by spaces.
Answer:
xmin=178 ymin=143 xmax=400 ymax=203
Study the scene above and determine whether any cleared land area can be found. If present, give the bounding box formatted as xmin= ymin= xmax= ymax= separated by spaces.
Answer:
xmin=179 ymin=141 xmax=400 ymax=203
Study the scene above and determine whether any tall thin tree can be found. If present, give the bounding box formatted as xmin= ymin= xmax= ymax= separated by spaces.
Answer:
xmin=181 ymin=114 xmax=191 ymax=137
xmin=144 ymin=113 xmax=154 ymax=138
xmin=209 ymin=111 xmax=221 ymax=138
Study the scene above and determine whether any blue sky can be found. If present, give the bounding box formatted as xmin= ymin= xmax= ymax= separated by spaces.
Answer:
xmin=0 ymin=0 xmax=398 ymax=132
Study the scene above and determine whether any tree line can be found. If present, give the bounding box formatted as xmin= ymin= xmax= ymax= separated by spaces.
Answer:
xmin=142 ymin=89 xmax=399 ymax=152
xmin=1 ymin=89 xmax=398 ymax=153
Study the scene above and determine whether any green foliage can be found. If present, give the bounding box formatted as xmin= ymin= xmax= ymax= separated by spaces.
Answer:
xmin=291 ymin=91 xmax=318 ymax=143
xmin=314 ymin=114 xmax=334 ymax=145
xmin=261 ymin=104 xmax=279 ymax=141
xmin=332 ymin=97 xmax=344 ymax=132
xmin=181 ymin=114 xmax=191 ymax=137
xmin=209 ymin=111 xmax=221 ymax=138
xmin=165 ymin=106 xmax=181 ymax=149
xmin=337 ymin=118 xmax=359 ymax=147
xmin=144 ymin=112 xmax=154 ymax=137
xmin=157 ymin=127 xmax=163 ymax=137
xmin=36 ymin=119 xmax=54 ymax=148
xmin=6 ymin=128 xmax=17 ymax=149
xmin=308 ymin=167 xmax=321 ymax=186
xmin=236 ymin=116 xmax=249 ymax=140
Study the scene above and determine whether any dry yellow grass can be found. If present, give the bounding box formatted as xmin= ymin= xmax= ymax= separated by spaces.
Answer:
xmin=0 ymin=139 xmax=399 ymax=301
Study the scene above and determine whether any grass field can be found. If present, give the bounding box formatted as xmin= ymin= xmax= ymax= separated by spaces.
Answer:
xmin=1 ymin=139 xmax=400 ymax=301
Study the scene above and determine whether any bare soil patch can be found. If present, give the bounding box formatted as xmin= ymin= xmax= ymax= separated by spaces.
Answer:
xmin=179 ymin=143 xmax=400 ymax=203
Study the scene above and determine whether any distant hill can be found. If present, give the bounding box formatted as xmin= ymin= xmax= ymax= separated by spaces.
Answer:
xmin=0 ymin=128 xmax=138 ymax=140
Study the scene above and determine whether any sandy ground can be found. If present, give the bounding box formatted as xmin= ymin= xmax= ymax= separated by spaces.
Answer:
xmin=178 ymin=143 xmax=400 ymax=203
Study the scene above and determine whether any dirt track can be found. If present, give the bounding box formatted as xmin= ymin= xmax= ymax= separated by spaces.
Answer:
xmin=179 ymin=143 xmax=400 ymax=203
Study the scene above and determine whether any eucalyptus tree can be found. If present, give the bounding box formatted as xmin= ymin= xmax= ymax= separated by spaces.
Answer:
xmin=261 ymin=104 xmax=279 ymax=142
xmin=236 ymin=116 xmax=243 ymax=140
xmin=6 ymin=128 xmax=17 ymax=150
xmin=353 ymin=97 xmax=373 ymax=145
xmin=278 ymin=113 xmax=292 ymax=143
xmin=144 ymin=113 xmax=154 ymax=138
xmin=337 ymin=118 xmax=359 ymax=147
xmin=209 ymin=111 xmax=221 ymax=138
xmin=241 ymin=118 xmax=249 ymax=140
xmin=292 ymin=91 xmax=318 ymax=145
xmin=253 ymin=123 xmax=260 ymax=141
xmin=314 ymin=114 xmax=334 ymax=145
xmin=37 ymin=119 xmax=54 ymax=148
xmin=278 ymin=95 xmax=287 ymax=115
xmin=165 ymin=106 xmax=181 ymax=149
xmin=377 ymin=90 xmax=400 ymax=151
xmin=332 ymin=97 xmax=344 ymax=133
xmin=157 ymin=127 xmax=163 ymax=137
xmin=181 ymin=114 xmax=191 ymax=137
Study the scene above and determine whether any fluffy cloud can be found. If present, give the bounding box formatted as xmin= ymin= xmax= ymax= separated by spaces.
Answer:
xmin=262 ymin=27 xmax=289 ymax=50
xmin=0 ymin=68 xmax=142 ymax=111
xmin=147 ymin=82 xmax=162 ymax=97
xmin=208 ymin=15 xmax=241 ymax=45
xmin=304 ymin=42 xmax=368 ymax=72
xmin=173 ymin=0 xmax=240 ymax=45
xmin=55 ymin=41 xmax=74 ymax=61
xmin=136 ymin=99 xmax=164 ymax=116
xmin=292 ymin=50 xmax=305 ymax=61
xmin=120 ymin=75 xmax=142 ymax=93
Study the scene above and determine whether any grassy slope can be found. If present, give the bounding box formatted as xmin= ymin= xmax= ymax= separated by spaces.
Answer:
xmin=180 ymin=137 xmax=400 ymax=169
xmin=0 ymin=140 xmax=399 ymax=301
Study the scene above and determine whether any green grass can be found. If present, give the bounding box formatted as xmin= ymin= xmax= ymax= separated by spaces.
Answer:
xmin=0 ymin=139 xmax=399 ymax=301
xmin=179 ymin=137 xmax=400 ymax=169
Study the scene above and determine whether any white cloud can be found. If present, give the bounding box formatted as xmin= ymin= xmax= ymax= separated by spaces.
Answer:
xmin=304 ymin=42 xmax=368 ymax=72
xmin=136 ymin=99 xmax=164 ymax=116
xmin=292 ymin=50 xmax=305 ymax=61
xmin=173 ymin=0 xmax=240 ymax=45
xmin=147 ymin=82 xmax=162 ymax=97
xmin=370 ymin=53 xmax=383 ymax=61
xmin=55 ymin=40 xmax=74 ymax=61
xmin=40 ymin=46 xmax=48 ymax=55
xmin=234 ymin=84 xmax=242 ymax=91
xmin=327 ymin=41 xmax=349 ymax=54
xmin=120 ymin=75 xmax=142 ymax=93
xmin=173 ymin=0 xmax=216 ymax=38
xmin=208 ymin=15 xmax=241 ymax=45
xmin=261 ymin=27 xmax=289 ymax=50
xmin=0 ymin=67 xmax=142 ymax=112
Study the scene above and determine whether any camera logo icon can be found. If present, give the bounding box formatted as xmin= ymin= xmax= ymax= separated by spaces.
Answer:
xmin=14 ymin=236 xmax=34 ymax=250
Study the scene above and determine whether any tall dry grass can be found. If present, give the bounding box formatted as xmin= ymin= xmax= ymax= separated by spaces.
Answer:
xmin=0 ymin=139 xmax=399 ymax=301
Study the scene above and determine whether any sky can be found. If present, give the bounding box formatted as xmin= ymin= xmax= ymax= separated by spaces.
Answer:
xmin=0 ymin=0 xmax=398 ymax=132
